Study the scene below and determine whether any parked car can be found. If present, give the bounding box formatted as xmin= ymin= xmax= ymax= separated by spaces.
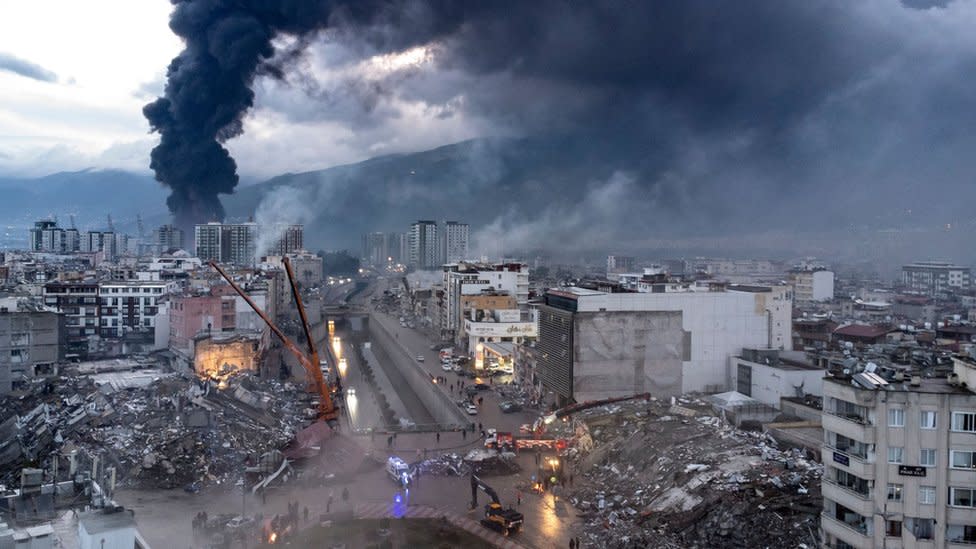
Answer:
xmin=451 ymin=365 xmax=463 ymax=374
xmin=474 ymin=383 xmax=491 ymax=391
xmin=441 ymin=363 xmax=452 ymax=372
xmin=499 ymin=401 xmax=522 ymax=413
xmin=416 ymin=355 xmax=425 ymax=362
xmin=464 ymin=403 xmax=479 ymax=415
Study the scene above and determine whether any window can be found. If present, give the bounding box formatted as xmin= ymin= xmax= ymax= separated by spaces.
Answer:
xmin=952 ymin=412 xmax=976 ymax=432
xmin=951 ymin=487 xmax=976 ymax=508
xmin=920 ymin=448 xmax=936 ymax=467
xmin=888 ymin=447 xmax=904 ymax=464
xmin=887 ymin=483 xmax=903 ymax=502
xmin=919 ymin=486 xmax=936 ymax=505
xmin=920 ymin=410 xmax=937 ymax=429
xmin=886 ymin=520 xmax=902 ymax=538
xmin=913 ymin=518 xmax=934 ymax=540
xmin=951 ymin=450 xmax=976 ymax=469
xmin=888 ymin=408 xmax=905 ymax=427
xmin=948 ymin=525 xmax=976 ymax=544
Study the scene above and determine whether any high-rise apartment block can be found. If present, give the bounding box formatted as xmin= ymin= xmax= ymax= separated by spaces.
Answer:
xmin=361 ymin=232 xmax=388 ymax=266
xmin=821 ymin=356 xmax=976 ymax=548
xmin=607 ymin=255 xmax=636 ymax=274
xmin=440 ymin=221 xmax=469 ymax=264
xmin=409 ymin=220 xmax=439 ymax=269
xmin=266 ymin=224 xmax=303 ymax=256
xmin=194 ymin=222 xmax=258 ymax=265
xmin=153 ymin=224 xmax=185 ymax=253
xmin=902 ymin=261 xmax=971 ymax=298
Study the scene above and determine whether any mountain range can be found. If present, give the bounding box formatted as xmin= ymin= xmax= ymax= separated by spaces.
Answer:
xmin=1 ymin=137 xmax=972 ymax=263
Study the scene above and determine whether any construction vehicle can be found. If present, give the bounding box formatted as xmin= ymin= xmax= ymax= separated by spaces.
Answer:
xmin=530 ymin=392 xmax=652 ymax=437
xmin=470 ymin=475 xmax=523 ymax=535
xmin=210 ymin=258 xmax=339 ymax=426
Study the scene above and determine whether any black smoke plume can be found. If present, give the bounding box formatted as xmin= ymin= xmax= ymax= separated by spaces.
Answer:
xmin=143 ymin=0 xmax=460 ymax=231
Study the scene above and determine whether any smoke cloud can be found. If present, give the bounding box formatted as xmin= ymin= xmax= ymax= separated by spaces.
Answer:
xmin=147 ymin=0 xmax=976 ymax=263
xmin=253 ymin=185 xmax=314 ymax=258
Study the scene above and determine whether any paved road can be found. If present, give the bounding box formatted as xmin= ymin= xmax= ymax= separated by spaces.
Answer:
xmin=369 ymin=309 xmax=539 ymax=436
xmin=118 ymin=428 xmax=579 ymax=549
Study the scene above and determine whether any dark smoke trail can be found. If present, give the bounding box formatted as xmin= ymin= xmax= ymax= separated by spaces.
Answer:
xmin=144 ymin=0 xmax=474 ymax=232
xmin=143 ymin=1 xmax=378 ymax=231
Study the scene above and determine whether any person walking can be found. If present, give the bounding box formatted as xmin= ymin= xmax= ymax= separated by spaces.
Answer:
xmin=569 ymin=539 xmax=576 ymax=549
xmin=436 ymin=432 xmax=440 ymax=443
xmin=341 ymin=486 xmax=349 ymax=503
xmin=516 ymin=490 xmax=522 ymax=506
xmin=303 ymin=506 xmax=309 ymax=523
xmin=462 ymin=429 xmax=467 ymax=440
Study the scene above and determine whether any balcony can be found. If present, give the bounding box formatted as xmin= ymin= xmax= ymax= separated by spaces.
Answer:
xmin=821 ymin=513 xmax=873 ymax=549
xmin=822 ymin=480 xmax=873 ymax=517
xmin=824 ymin=413 xmax=877 ymax=445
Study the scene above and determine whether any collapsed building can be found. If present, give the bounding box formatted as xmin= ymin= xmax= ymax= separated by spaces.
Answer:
xmin=565 ymin=397 xmax=822 ymax=549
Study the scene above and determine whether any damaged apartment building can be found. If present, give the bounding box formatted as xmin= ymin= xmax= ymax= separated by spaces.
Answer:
xmin=0 ymin=297 xmax=62 ymax=395
xmin=532 ymin=281 xmax=793 ymax=404
xmin=820 ymin=353 xmax=976 ymax=548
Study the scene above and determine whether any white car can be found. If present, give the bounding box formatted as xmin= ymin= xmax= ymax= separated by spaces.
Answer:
xmin=346 ymin=387 xmax=356 ymax=396
xmin=416 ymin=355 xmax=425 ymax=362
xmin=441 ymin=363 xmax=452 ymax=372
xmin=465 ymin=403 xmax=478 ymax=415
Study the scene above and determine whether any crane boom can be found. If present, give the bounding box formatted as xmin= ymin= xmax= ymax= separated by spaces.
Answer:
xmin=209 ymin=261 xmax=338 ymax=424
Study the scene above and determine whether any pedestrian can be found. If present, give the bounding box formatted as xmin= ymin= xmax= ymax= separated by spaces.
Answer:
xmin=436 ymin=432 xmax=440 ymax=443
xmin=516 ymin=490 xmax=522 ymax=506
xmin=570 ymin=539 xmax=576 ymax=549
xmin=342 ymin=486 xmax=349 ymax=502
xmin=262 ymin=489 xmax=267 ymax=504
xmin=387 ymin=435 xmax=392 ymax=448
xmin=327 ymin=493 xmax=333 ymax=513
xmin=478 ymin=422 xmax=482 ymax=432
xmin=462 ymin=429 xmax=467 ymax=440
xmin=576 ymin=536 xmax=581 ymax=548
xmin=304 ymin=506 xmax=309 ymax=523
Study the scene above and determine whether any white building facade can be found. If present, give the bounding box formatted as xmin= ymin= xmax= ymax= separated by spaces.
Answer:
xmin=536 ymin=284 xmax=792 ymax=402
xmin=98 ymin=281 xmax=176 ymax=338
xmin=821 ymin=358 xmax=976 ymax=548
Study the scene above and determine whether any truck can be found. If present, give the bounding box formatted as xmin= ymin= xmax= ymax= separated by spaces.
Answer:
xmin=470 ymin=475 xmax=523 ymax=535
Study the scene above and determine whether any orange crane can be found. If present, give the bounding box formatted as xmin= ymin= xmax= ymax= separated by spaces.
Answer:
xmin=210 ymin=258 xmax=339 ymax=425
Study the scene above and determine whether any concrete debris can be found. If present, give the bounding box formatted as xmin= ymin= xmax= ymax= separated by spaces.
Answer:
xmin=0 ymin=365 xmax=313 ymax=491
xmin=566 ymin=396 xmax=822 ymax=549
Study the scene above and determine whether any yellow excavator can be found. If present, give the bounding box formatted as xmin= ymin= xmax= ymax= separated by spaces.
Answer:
xmin=470 ymin=474 xmax=524 ymax=536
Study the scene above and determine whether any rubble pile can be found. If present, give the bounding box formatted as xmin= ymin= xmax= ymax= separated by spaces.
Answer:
xmin=1 ymin=368 xmax=311 ymax=491
xmin=415 ymin=449 xmax=521 ymax=477
xmin=568 ymin=397 xmax=822 ymax=549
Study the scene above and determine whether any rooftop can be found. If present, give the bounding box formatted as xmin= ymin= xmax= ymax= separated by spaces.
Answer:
xmin=833 ymin=324 xmax=892 ymax=339
xmin=79 ymin=508 xmax=136 ymax=535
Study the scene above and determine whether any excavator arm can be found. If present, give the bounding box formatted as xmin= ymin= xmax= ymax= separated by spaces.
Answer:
xmin=209 ymin=261 xmax=338 ymax=424
xmin=470 ymin=474 xmax=501 ymax=509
